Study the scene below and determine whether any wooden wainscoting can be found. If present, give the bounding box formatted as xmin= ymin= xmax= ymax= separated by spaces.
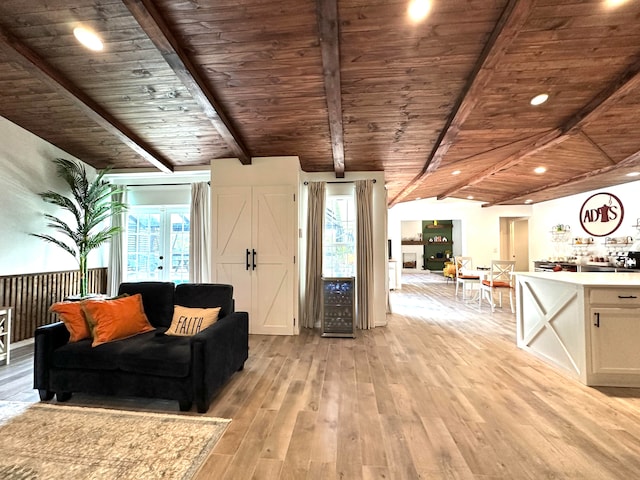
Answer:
xmin=0 ymin=268 xmax=107 ymax=343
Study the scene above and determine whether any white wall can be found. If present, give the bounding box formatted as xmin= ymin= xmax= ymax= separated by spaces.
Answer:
xmin=0 ymin=116 xmax=106 ymax=276
xmin=530 ymin=181 xmax=640 ymax=262
xmin=106 ymin=168 xmax=210 ymax=206
xmin=389 ymin=181 xmax=640 ymax=275
xmin=389 ymin=197 xmax=532 ymax=268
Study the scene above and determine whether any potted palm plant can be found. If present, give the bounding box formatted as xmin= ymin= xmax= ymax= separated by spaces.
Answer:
xmin=31 ymin=158 xmax=126 ymax=297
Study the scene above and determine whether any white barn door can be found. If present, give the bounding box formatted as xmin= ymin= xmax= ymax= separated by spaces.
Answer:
xmin=213 ymin=185 xmax=295 ymax=335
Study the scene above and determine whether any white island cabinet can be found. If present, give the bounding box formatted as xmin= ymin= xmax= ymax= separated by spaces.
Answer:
xmin=516 ymin=272 xmax=640 ymax=387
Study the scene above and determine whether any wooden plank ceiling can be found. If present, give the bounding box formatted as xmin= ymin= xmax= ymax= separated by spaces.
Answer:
xmin=0 ymin=0 xmax=639 ymax=206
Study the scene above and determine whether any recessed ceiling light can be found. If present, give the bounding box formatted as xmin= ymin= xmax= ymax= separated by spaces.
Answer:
xmin=626 ymin=172 xmax=640 ymax=177
xmin=408 ymin=0 xmax=431 ymax=22
xmin=605 ymin=0 xmax=629 ymax=8
xmin=467 ymin=195 xmax=474 ymax=200
xmin=534 ymin=166 xmax=546 ymax=174
xmin=524 ymin=199 xmax=533 ymax=204
xmin=73 ymin=27 xmax=103 ymax=51
xmin=452 ymin=170 xmax=461 ymax=175
xmin=530 ymin=93 xmax=549 ymax=106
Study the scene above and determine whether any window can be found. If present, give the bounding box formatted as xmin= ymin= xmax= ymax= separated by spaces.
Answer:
xmin=125 ymin=206 xmax=190 ymax=283
xmin=323 ymin=194 xmax=356 ymax=277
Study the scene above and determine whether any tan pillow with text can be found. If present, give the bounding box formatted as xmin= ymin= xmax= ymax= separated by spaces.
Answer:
xmin=165 ymin=305 xmax=221 ymax=336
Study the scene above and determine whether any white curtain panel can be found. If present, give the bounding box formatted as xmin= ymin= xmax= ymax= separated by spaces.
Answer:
xmin=303 ymin=181 xmax=325 ymax=329
xmin=107 ymin=188 xmax=125 ymax=296
xmin=384 ymin=186 xmax=391 ymax=314
xmin=189 ymin=182 xmax=211 ymax=283
xmin=355 ymin=179 xmax=374 ymax=329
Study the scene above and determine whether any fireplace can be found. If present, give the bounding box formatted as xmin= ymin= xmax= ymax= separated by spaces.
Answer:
xmin=403 ymin=252 xmax=417 ymax=269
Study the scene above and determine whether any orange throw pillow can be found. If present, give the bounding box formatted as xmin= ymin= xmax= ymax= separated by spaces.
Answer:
xmin=49 ymin=301 xmax=91 ymax=342
xmin=81 ymin=294 xmax=154 ymax=347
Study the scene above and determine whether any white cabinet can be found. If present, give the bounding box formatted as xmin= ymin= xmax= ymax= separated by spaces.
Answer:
xmin=388 ymin=260 xmax=398 ymax=290
xmin=516 ymin=273 xmax=640 ymax=387
xmin=212 ymin=185 xmax=296 ymax=335
xmin=589 ymin=287 xmax=640 ymax=383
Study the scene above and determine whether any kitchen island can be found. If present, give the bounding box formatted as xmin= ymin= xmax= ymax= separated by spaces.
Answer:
xmin=516 ymin=271 xmax=640 ymax=387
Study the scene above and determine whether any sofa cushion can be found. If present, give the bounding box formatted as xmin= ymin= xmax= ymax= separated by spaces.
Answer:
xmin=165 ymin=306 xmax=221 ymax=336
xmin=117 ymin=334 xmax=192 ymax=378
xmin=175 ymin=283 xmax=233 ymax=318
xmin=52 ymin=331 xmax=156 ymax=371
xmin=82 ymin=294 xmax=155 ymax=347
xmin=118 ymin=282 xmax=175 ymax=328
xmin=49 ymin=301 xmax=91 ymax=342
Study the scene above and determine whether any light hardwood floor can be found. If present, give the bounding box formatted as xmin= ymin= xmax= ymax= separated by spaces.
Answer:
xmin=3 ymin=272 xmax=640 ymax=479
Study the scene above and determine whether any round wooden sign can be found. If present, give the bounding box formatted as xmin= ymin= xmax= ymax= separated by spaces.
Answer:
xmin=579 ymin=192 xmax=624 ymax=237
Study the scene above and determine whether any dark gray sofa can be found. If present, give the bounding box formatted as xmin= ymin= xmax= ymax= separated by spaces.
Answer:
xmin=34 ymin=282 xmax=249 ymax=413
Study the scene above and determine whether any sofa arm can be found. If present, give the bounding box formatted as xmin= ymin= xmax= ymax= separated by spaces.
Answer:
xmin=34 ymin=322 xmax=70 ymax=391
xmin=189 ymin=311 xmax=249 ymax=412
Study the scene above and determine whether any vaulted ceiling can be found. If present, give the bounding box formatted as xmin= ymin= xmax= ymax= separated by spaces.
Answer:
xmin=1 ymin=0 xmax=640 ymax=206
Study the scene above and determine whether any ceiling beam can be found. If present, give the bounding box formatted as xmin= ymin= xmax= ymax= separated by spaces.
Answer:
xmin=389 ymin=0 xmax=534 ymax=206
xmin=579 ymin=131 xmax=617 ymax=166
xmin=438 ymin=55 xmax=640 ymax=200
xmin=0 ymin=24 xmax=174 ymax=173
xmin=123 ymin=0 xmax=252 ymax=165
xmin=317 ymin=0 xmax=345 ymax=178
xmin=482 ymin=148 xmax=640 ymax=207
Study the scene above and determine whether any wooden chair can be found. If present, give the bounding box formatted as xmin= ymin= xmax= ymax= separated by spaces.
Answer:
xmin=479 ymin=260 xmax=516 ymax=313
xmin=454 ymin=256 xmax=480 ymax=300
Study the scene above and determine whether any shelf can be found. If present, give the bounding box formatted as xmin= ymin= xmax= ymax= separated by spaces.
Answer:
xmin=401 ymin=240 xmax=453 ymax=245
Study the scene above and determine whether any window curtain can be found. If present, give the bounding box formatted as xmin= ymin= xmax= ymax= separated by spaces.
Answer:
xmin=384 ymin=186 xmax=391 ymax=314
xmin=107 ymin=187 xmax=125 ymax=296
xmin=355 ymin=179 xmax=374 ymax=329
xmin=189 ymin=182 xmax=210 ymax=283
xmin=303 ymin=181 xmax=325 ymax=329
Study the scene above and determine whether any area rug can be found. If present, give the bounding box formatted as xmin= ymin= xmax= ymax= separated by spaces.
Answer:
xmin=0 ymin=401 xmax=230 ymax=480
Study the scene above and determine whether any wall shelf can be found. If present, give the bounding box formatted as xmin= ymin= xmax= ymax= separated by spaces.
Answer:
xmin=422 ymin=220 xmax=453 ymax=270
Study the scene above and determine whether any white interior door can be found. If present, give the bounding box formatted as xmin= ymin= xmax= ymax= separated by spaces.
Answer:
xmin=212 ymin=187 xmax=252 ymax=315
xmin=212 ymin=185 xmax=295 ymax=335
xmin=252 ymin=186 xmax=295 ymax=335
xmin=511 ymin=218 xmax=529 ymax=271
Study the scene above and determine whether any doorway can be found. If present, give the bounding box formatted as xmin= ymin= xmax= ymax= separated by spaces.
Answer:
xmin=125 ymin=206 xmax=190 ymax=283
xmin=500 ymin=217 xmax=529 ymax=271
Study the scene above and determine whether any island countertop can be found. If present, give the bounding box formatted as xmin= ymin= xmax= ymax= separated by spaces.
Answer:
xmin=516 ymin=271 xmax=640 ymax=286
xmin=516 ymin=271 xmax=640 ymax=388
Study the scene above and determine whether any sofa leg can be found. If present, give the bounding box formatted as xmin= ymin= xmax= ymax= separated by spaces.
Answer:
xmin=178 ymin=400 xmax=192 ymax=412
xmin=237 ymin=363 xmax=245 ymax=371
xmin=38 ymin=389 xmax=54 ymax=401
xmin=196 ymin=401 xmax=210 ymax=414
xmin=56 ymin=392 xmax=72 ymax=402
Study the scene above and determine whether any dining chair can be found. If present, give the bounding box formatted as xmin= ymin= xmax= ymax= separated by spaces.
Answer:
xmin=454 ymin=256 xmax=480 ymax=300
xmin=479 ymin=260 xmax=516 ymax=313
